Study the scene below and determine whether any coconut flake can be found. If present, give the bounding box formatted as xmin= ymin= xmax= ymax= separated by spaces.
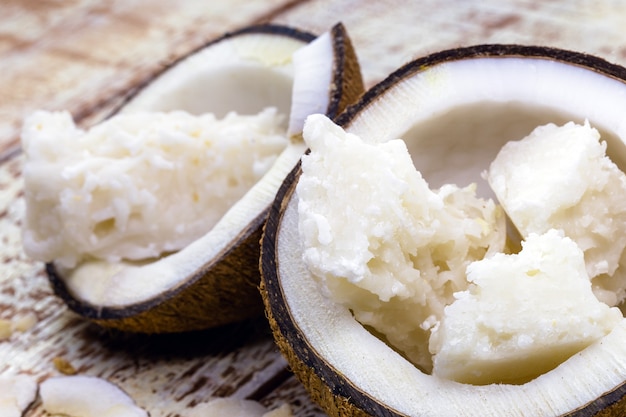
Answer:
xmin=287 ymin=31 xmax=333 ymax=137
xmin=11 ymin=312 xmax=37 ymax=333
xmin=0 ymin=312 xmax=37 ymax=341
xmin=21 ymin=108 xmax=287 ymax=269
xmin=0 ymin=374 xmax=38 ymax=417
xmin=40 ymin=375 xmax=147 ymax=417
xmin=487 ymin=121 xmax=626 ymax=305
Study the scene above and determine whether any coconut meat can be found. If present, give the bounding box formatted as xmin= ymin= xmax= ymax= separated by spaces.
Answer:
xmin=345 ymin=57 xmax=626 ymax=200
xmin=268 ymin=51 xmax=626 ymax=415
xmin=40 ymin=375 xmax=147 ymax=417
xmin=21 ymin=26 xmax=346 ymax=309
xmin=487 ymin=121 xmax=626 ymax=306
xmin=297 ymin=113 xmax=506 ymax=371
xmin=21 ymin=108 xmax=288 ymax=270
xmin=0 ymin=374 xmax=37 ymax=417
xmin=120 ymin=33 xmax=304 ymax=117
xmin=430 ymin=229 xmax=622 ymax=385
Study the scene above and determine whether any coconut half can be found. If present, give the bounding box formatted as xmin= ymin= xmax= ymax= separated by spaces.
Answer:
xmin=260 ymin=45 xmax=626 ymax=416
xmin=43 ymin=23 xmax=364 ymax=332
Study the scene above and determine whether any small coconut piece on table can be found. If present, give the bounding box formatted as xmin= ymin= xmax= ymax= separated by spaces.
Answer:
xmin=0 ymin=374 xmax=38 ymax=417
xmin=188 ymin=397 xmax=293 ymax=417
xmin=430 ymin=229 xmax=622 ymax=385
xmin=40 ymin=375 xmax=147 ymax=417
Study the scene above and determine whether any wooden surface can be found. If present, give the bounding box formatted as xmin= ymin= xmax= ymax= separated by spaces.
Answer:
xmin=3 ymin=1 xmax=626 ymax=416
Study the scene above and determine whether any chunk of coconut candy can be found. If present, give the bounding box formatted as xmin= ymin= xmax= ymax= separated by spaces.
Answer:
xmin=487 ymin=121 xmax=626 ymax=306
xmin=297 ymin=113 xmax=506 ymax=371
xmin=21 ymin=108 xmax=287 ymax=269
xmin=40 ymin=375 xmax=148 ymax=417
xmin=430 ymin=229 xmax=623 ymax=385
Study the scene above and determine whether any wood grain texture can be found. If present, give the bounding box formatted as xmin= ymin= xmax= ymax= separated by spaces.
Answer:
xmin=274 ymin=0 xmax=626 ymax=87
xmin=3 ymin=1 xmax=626 ymax=416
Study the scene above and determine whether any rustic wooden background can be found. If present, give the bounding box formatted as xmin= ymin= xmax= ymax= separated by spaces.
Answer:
xmin=3 ymin=1 xmax=626 ymax=416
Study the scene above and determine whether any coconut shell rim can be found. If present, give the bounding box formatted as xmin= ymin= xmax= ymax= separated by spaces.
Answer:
xmin=336 ymin=44 xmax=626 ymax=129
xmin=109 ymin=23 xmax=318 ymax=118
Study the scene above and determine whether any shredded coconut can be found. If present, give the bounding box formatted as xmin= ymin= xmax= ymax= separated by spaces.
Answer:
xmin=21 ymin=108 xmax=287 ymax=268
xmin=297 ymin=114 xmax=505 ymax=371
xmin=487 ymin=121 xmax=626 ymax=305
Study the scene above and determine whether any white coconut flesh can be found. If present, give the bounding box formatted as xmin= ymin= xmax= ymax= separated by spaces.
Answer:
xmin=40 ymin=375 xmax=147 ymax=417
xmin=46 ymin=26 xmax=339 ymax=309
xmin=268 ymin=47 xmax=626 ymax=416
xmin=121 ymin=29 xmax=310 ymax=117
xmin=0 ymin=374 xmax=38 ymax=417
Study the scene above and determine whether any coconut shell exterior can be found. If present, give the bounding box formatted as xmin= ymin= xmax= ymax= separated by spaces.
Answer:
xmin=46 ymin=22 xmax=365 ymax=333
xmin=259 ymin=44 xmax=626 ymax=416
xmin=48 ymin=213 xmax=268 ymax=333
xmin=326 ymin=23 xmax=365 ymax=124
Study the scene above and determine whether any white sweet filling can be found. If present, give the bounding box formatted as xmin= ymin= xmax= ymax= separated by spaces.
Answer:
xmin=488 ymin=121 xmax=626 ymax=305
xmin=21 ymin=108 xmax=287 ymax=269
xmin=297 ymin=114 xmax=625 ymax=384
xmin=297 ymin=114 xmax=505 ymax=371
xmin=0 ymin=374 xmax=38 ymax=417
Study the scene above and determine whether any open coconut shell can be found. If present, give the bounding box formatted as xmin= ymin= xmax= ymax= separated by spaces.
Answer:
xmin=260 ymin=45 xmax=626 ymax=416
xmin=45 ymin=22 xmax=364 ymax=333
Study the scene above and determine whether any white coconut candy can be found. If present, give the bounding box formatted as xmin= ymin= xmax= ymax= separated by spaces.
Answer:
xmin=21 ymin=108 xmax=287 ymax=269
xmin=0 ymin=374 xmax=38 ymax=417
xmin=430 ymin=229 xmax=623 ymax=385
xmin=487 ymin=121 xmax=626 ymax=305
xmin=297 ymin=113 xmax=506 ymax=371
